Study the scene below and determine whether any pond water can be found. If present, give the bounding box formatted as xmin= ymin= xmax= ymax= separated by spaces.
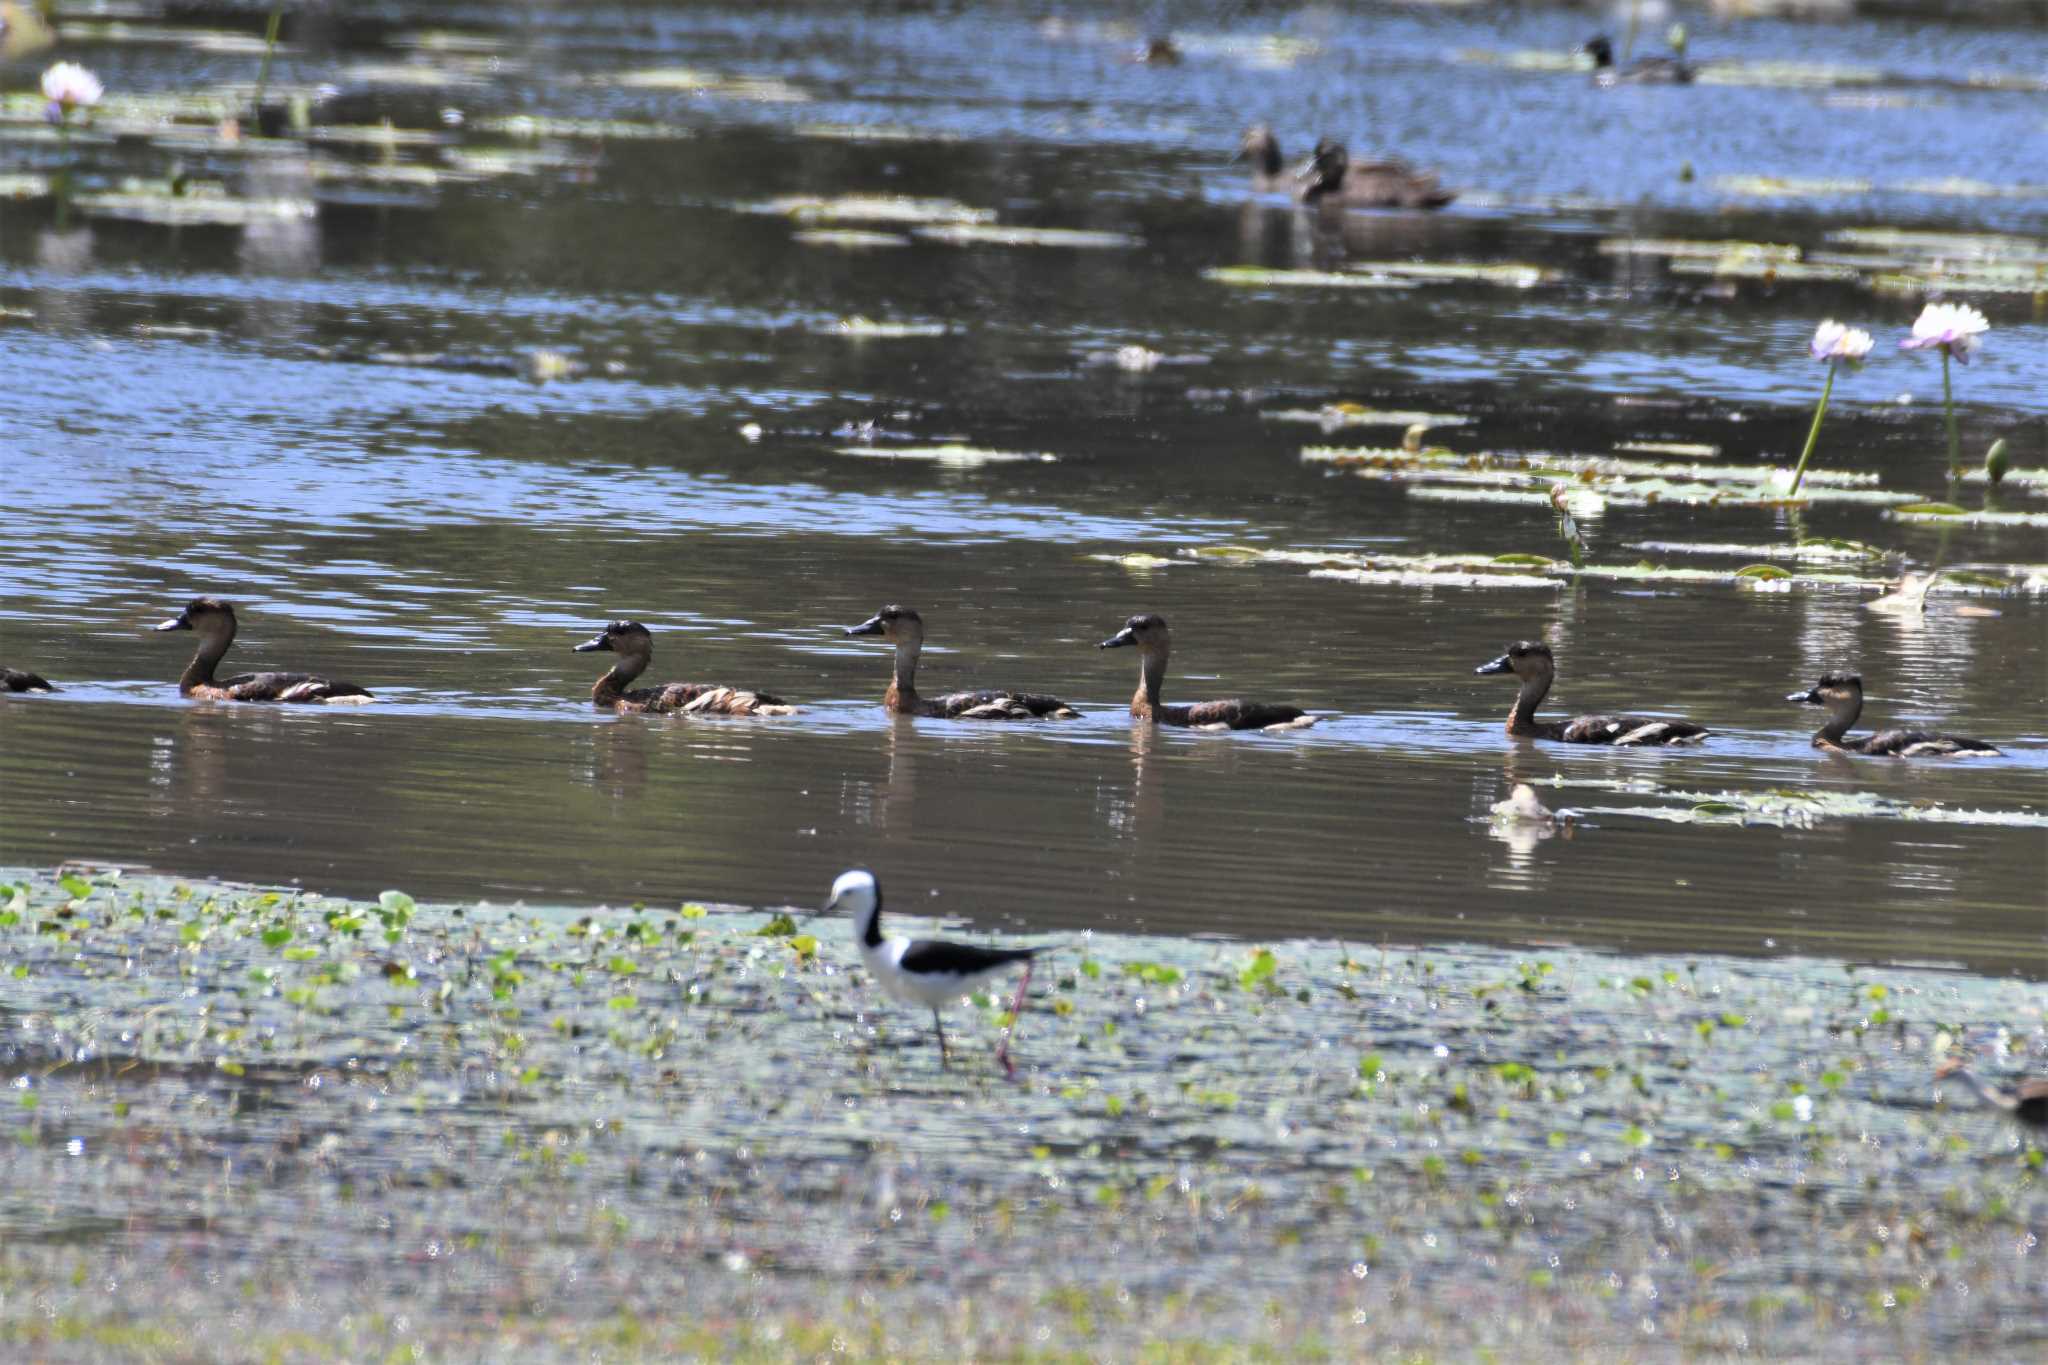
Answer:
xmin=1 ymin=0 xmax=2044 ymax=980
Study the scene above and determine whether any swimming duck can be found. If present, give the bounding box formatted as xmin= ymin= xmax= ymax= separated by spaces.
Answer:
xmin=1236 ymin=124 xmax=1294 ymax=194
xmin=1935 ymin=1057 xmax=2048 ymax=1132
xmin=845 ymin=606 xmax=1078 ymax=720
xmin=1099 ymin=613 xmax=1315 ymax=731
xmin=1787 ymin=672 xmax=1998 ymax=757
xmin=826 ymin=867 xmax=1038 ymax=1074
xmin=574 ymin=620 xmax=798 ymax=716
xmin=1475 ymin=641 xmax=1707 ymax=745
xmin=152 ymin=597 xmax=373 ymax=703
xmin=2 ymin=667 xmax=54 ymax=693
xmin=1299 ymin=138 xmax=1456 ymax=210
xmin=1581 ymin=35 xmax=1695 ymax=85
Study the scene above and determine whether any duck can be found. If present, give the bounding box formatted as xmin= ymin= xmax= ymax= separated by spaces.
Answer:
xmin=1787 ymin=672 xmax=1998 ymax=757
xmin=1581 ymin=34 xmax=1695 ymax=86
xmin=152 ymin=597 xmax=373 ymax=703
xmin=826 ymin=867 xmax=1038 ymax=1074
xmin=2 ymin=667 xmax=54 ymax=693
xmin=844 ymin=606 xmax=1078 ymax=720
xmin=1475 ymin=641 xmax=1707 ymax=745
xmin=574 ymin=620 xmax=798 ymax=716
xmin=1935 ymin=1057 xmax=2048 ymax=1133
xmin=1099 ymin=613 xmax=1315 ymax=731
xmin=1298 ymin=137 xmax=1457 ymax=210
xmin=1237 ymin=127 xmax=1456 ymax=209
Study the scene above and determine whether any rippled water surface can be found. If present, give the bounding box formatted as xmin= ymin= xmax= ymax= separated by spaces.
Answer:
xmin=2 ymin=0 xmax=2044 ymax=976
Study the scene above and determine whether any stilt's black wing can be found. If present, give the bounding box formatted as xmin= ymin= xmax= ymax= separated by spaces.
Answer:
xmin=898 ymin=940 xmax=1037 ymax=976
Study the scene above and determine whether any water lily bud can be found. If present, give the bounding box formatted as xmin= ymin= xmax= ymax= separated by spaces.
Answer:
xmin=1984 ymin=438 xmax=2009 ymax=484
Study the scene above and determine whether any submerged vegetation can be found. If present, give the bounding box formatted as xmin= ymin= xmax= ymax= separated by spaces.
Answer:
xmin=0 ymin=868 xmax=2041 ymax=1359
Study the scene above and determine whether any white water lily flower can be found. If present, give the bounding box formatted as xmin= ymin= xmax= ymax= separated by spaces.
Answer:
xmin=1899 ymin=302 xmax=1988 ymax=364
xmin=40 ymin=62 xmax=103 ymax=115
xmin=1808 ymin=320 xmax=1872 ymax=364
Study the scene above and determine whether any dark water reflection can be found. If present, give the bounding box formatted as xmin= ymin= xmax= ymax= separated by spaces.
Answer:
xmin=1 ymin=1 xmax=2043 ymax=974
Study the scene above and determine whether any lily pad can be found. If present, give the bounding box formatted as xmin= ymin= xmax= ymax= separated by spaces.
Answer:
xmin=1615 ymin=441 xmax=1719 ymax=459
xmin=476 ymin=115 xmax=695 ymax=141
xmin=1263 ymin=406 xmax=1470 ymax=431
xmin=1667 ymin=256 xmax=1863 ymax=283
xmin=1351 ymin=262 xmax=1559 ymax=289
xmin=1887 ymin=507 xmax=2048 ymax=528
xmin=1629 ymin=539 xmax=1890 ymax=563
xmin=607 ymin=69 xmax=809 ymax=102
xmin=755 ymin=195 xmax=994 ymax=226
xmin=795 ymin=123 xmax=962 ymax=144
xmin=1695 ymin=62 xmax=1884 ymax=89
xmin=1201 ymin=266 xmax=1417 ymax=290
xmin=913 ymin=225 xmax=1140 ymax=249
xmin=1597 ymin=239 xmax=1801 ymax=263
xmin=792 ymin=230 xmax=911 ymax=249
xmin=822 ymin=317 xmax=948 ymax=339
xmin=1711 ymin=175 xmax=1873 ymax=199
xmin=1091 ymin=553 xmax=1177 ymax=571
xmin=76 ymin=189 xmax=317 ymax=226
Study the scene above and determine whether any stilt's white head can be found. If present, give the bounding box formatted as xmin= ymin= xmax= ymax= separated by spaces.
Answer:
xmin=825 ymin=868 xmax=882 ymax=942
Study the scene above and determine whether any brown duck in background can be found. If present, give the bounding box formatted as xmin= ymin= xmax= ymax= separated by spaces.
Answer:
xmin=2 ymin=667 xmax=54 ymax=693
xmin=1099 ymin=613 xmax=1315 ymax=731
xmin=1788 ymin=672 xmax=1998 ymax=757
xmin=846 ymin=606 xmax=1078 ymax=720
xmin=575 ymin=620 xmax=798 ymax=716
xmin=1299 ymin=137 xmax=1456 ymax=210
xmin=1238 ymin=126 xmax=1454 ymax=209
xmin=1476 ymin=641 xmax=1706 ymax=745
xmin=153 ymin=597 xmax=373 ymax=703
xmin=1936 ymin=1057 xmax=2048 ymax=1133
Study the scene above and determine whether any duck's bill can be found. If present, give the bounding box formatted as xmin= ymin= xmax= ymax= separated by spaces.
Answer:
xmin=1474 ymin=654 xmax=1512 ymax=675
xmin=572 ymin=633 xmax=611 ymax=653
xmin=1098 ymin=627 xmax=1136 ymax=649
xmin=845 ymin=616 xmax=885 ymax=637
xmin=1787 ymin=688 xmax=1819 ymax=704
xmin=152 ymin=614 xmax=191 ymax=632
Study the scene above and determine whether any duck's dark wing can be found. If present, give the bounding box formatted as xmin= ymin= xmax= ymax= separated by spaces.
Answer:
xmin=1857 ymin=728 xmax=1999 ymax=757
xmin=1342 ymin=160 xmax=1456 ymax=209
xmin=1175 ymin=698 xmax=1314 ymax=731
xmin=929 ymin=689 xmax=1078 ymax=720
xmin=218 ymin=671 xmax=373 ymax=703
xmin=1 ymin=668 xmax=54 ymax=693
xmin=638 ymin=682 xmax=796 ymax=716
xmin=1560 ymin=713 xmax=1709 ymax=746
xmin=1614 ymin=56 xmax=1695 ymax=84
xmin=898 ymin=939 xmax=1037 ymax=977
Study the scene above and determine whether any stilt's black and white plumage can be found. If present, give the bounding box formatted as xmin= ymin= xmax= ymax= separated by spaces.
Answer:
xmin=825 ymin=868 xmax=1037 ymax=1075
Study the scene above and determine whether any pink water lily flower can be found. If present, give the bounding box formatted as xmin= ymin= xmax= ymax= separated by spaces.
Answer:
xmin=40 ymin=62 xmax=104 ymax=118
xmin=1898 ymin=302 xmax=1988 ymax=364
xmin=1809 ymin=320 xmax=1872 ymax=364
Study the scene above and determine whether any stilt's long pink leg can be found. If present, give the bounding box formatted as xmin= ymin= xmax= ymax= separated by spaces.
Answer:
xmin=995 ymin=960 xmax=1034 ymax=1079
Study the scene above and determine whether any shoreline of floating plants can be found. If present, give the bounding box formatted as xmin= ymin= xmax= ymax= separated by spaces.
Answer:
xmin=0 ymin=865 xmax=2042 ymax=1359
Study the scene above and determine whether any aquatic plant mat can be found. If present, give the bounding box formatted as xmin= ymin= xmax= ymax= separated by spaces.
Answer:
xmin=1 ymin=870 xmax=2040 ymax=1361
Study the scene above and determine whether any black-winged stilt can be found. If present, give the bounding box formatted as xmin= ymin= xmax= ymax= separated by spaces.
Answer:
xmin=825 ymin=868 xmax=1037 ymax=1075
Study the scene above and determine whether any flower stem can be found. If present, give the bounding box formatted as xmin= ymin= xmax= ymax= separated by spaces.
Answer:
xmin=254 ymin=5 xmax=284 ymax=114
xmin=1940 ymin=347 xmax=1960 ymax=480
xmin=1787 ymin=361 xmax=1835 ymax=497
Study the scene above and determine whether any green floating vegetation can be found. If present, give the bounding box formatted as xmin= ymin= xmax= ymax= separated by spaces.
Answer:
xmin=76 ymin=187 xmax=317 ymax=226
xmin=754 ymin=194 xmax=995 ymax=226
xmin=1572 ymin=786 xmax=2047 ymax=831
xmin=1887 ymin=506 xmax=2048 ymax=528
xmin=1262 ymin=405 xmax=1470 ymax=431
xmin=1597 ymin=238 xmax=1801 ymax=263
xmin=1629 ymin=538 xmax=1891 ymax=563
xmin=794 ymin=122 xmax=963 ymax=144
xmin=475 ymin=115 xmax=696 ymax=141
xmin=1091 ymin=553 xmax=1177 ymax=571
xmin=1711 ymin=175 xmax=1873 ymax=198
xmin=1200 ymin=266 xmax=1417 ymax=290
xmin=1303 ymin=444 xmax=1880 ymax=491
xmin=834 ymin=445 xmax=1057 ymax=467
xmin=912 ymin=224 xmax=1141 ymax=249
xmin=340 ymin=61 xmax=492 ymax=89
xmin=1695 ymin=61 xmax=1885 ymax=89
xmin=1615 ymin=440 xmax=1719 ymax=459
xmin=792 ymin=229 xmax=911 ymax=249
xmin=1826 ymin=227 xmax=2048 ymax=264
xmin=1349 ymin=261 xmax=1560 ymax=289
xmin=820 ymin=316 xmax=948 ymax=338
xmin=306 ymin=124 xmax=448 ymax=149
xmin=1888 ymin=177 xmax=2048 ymax=200
xmin=1667 ymin=256 xmax=1862 ymax=283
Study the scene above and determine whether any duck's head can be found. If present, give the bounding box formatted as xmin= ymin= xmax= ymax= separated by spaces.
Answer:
xmin=574 ymin=620 xmax=653 ymax=656
xmin=1788 ymin=670 xmax=1861 ymax=707
xmin=1235 ymin=123 xmax=1279 ymax=165
xmin=1475 ymin=639 xmax=1554 ymax=682
xmin=824 ymin=867 xmax=882 ymax=938
xmin=846 ymin=604 xmax=924 ymax=647
xmin=153 ymin=596 xmax=235 ymax=636
xmin=1100 ymin=612 xmax=1170 ymax=653
xmin=1298 ymin=138 xmax=1349 ymax=196
xmin=1580 ymin=35 xmax=1615 ymax=68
